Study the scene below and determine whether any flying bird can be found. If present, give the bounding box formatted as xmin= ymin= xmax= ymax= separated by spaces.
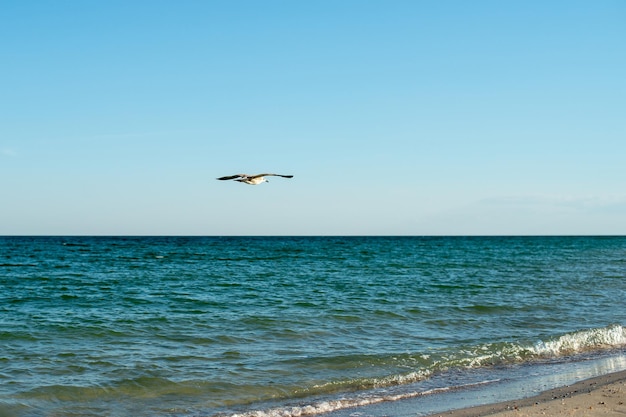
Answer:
xmin=217 ymin=173 xmax=294 ymax=185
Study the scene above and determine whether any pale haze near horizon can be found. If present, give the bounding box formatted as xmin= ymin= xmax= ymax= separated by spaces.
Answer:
xmin=2 ymin=1 xmax=625 ymax=236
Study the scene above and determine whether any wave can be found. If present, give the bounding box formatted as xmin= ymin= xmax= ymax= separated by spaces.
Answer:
xmin=221 ymin=324 xmax=626 ymax=417
xmin=533 ymin=324 xmax=626 ymax=356
xmin=225 ymin=385 xmax=466 ymax=417
xmin=225 ymin=380 xmax=500 ymax=417
xmin=7 ymin=325 xmax=625 ymax=417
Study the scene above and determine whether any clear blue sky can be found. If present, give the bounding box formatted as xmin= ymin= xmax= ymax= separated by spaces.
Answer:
xmin=2 ymin=1 xmax=625 ymax=235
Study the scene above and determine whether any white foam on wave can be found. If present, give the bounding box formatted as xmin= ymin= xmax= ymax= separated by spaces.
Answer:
xmin=311 ymin=369 xmax=431 ymax=392
xmin=533 ymin=324 xmax=626 ymax=356
xmin=227 ymin=381 xmax=497 ymax=417
xmin=228 ymin=390 xmax=425 ymax=417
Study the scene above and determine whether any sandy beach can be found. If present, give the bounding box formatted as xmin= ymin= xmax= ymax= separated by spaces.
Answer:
xmin=426 ymin=370 xmax=626 ymax=417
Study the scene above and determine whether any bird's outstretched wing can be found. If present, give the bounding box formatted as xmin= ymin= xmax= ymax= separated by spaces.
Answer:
xmin=217 ymin=174 xmax=247 ymax=181
xmin=251 ymin=174 xmax=294 ymax=179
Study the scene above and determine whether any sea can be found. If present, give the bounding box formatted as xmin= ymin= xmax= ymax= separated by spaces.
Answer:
xmin=1 ymin=236 xmax=625 ymax=417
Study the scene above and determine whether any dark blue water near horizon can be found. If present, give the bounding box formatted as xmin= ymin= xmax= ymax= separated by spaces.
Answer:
xmin=1 ymin=236 xmax=625 ymax=417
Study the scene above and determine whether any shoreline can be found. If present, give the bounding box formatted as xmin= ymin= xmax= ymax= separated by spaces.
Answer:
xmin=425 ymin=369 xmax=626 ymax=417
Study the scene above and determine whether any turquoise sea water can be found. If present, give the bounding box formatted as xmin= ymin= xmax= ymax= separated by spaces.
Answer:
xmin=1 ymin=236 xmax=625 ymax=417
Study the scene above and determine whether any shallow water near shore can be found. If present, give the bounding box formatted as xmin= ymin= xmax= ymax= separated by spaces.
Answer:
xmin=324 ymin=350 xmax=626 ymax=417
xmin=1 ymin=236 xmax=625 ymax=416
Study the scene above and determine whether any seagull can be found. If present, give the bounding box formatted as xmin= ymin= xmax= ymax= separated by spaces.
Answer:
xmin=216 ymin=173 xmax=294 ymax=185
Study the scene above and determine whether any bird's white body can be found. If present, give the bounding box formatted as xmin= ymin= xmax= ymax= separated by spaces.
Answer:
xmin=240 ymin=176 xmax=268 ymax=185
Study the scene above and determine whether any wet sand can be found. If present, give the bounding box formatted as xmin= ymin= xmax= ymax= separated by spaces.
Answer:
xmin=426 ymin=369 xmax=626 ymax=417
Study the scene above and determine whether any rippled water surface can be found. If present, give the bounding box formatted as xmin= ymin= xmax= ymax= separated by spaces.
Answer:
xmin=1 ymin=236 xmax=625 ymax=416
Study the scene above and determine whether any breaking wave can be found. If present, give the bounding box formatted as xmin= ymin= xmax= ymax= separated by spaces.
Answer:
xmin=533 ymin=324 xmax=626 ymax=356
xmin=222 ymin=324 xmax=626 ymax=417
